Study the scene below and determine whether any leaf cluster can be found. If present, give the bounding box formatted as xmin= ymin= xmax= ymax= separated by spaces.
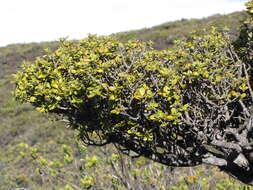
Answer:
xmin=14 ymin=25 xmax=250 ymax=167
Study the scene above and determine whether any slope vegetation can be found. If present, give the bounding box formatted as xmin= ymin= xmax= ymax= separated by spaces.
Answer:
xmin=0 ymin=11 xmax=252 ymax=189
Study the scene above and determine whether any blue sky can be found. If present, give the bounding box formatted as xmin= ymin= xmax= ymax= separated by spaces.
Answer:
xmin=0 ymin=0 xmax=248 ymax=47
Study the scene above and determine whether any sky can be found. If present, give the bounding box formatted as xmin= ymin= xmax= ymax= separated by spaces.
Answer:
xmin=0 ymin=0 xmax=248 ymax=47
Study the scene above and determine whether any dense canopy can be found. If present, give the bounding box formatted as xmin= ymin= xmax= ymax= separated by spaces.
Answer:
xmin=15 ymin=0 xmax=253 ymax=185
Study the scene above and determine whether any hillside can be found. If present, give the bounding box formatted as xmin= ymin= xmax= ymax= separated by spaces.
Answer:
xmin=0 ymin=11 xmax=252 ymax=189
xmin=113 ymin=11 xmax=247 ymax=49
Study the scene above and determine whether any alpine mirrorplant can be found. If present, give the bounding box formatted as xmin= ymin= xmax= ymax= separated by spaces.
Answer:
xmin=15 ymin=1 xmax=253 ymax=185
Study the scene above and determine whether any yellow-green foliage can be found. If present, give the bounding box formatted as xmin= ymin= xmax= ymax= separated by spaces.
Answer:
xmin=1 ymin=6 xmax=253 ymax=189
xmin=246 ymin=0 xmax=253 ymax=17
xmin=234 ymin=0 xmax=253 ymax=62
xmin=13 ymin=142 xmax=253 ymax=190
xmin=14 ymin=28 xmax=247 ymax=143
